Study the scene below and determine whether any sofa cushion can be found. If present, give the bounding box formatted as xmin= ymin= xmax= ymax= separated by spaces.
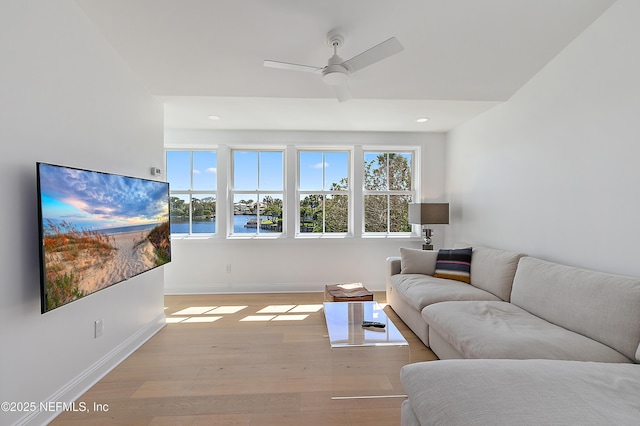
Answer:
xmin=401 ymin=359 xmax=640 ymax=426
xmin=400 ymin=248 xmax=437 ymax=275
xmin=511 ymin=257 xmax=640 ymax=362
xmin=433 ymin=247 xmax=472 ymax=283
xmin=469 ymin=246 xmax=526 ymax=301
xmin=422 ymin=301 xmax=632 ymax=363
xmin=401 ymin=400 xmax=420 ymax=426
xmin=389 ymin=274 xmax=501 ymax=312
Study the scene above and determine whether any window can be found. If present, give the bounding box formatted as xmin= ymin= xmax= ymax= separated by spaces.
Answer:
xmin=231 ymin=150 xmax=284 ymax=235
xmin=363 ymin=151 xmax=414 ymax=234
xmin=298 ymin=150 xmax=350 ymax=234
xmin=165 ymin=145 xmax=420 ymax=238
xmin=166 ymin=150 xmax=217 ymax=234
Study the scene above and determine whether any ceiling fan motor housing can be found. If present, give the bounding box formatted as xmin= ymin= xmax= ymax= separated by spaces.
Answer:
xmin=322 ymin=59 xmax=349 ymax=86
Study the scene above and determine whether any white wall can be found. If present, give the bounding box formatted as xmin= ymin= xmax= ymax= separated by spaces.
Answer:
xmin=0 ymin=2 xmax=165 ymax=425
xmin=447 ymin=0 xmax=640 ymax=277
xmin=164 ymin=129 xmax=446 ymax=293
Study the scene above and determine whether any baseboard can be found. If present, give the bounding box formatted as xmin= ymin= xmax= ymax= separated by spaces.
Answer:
xmin=164 ymin=281 xmax=386 ymax=295
xmin=14 ymin=313 xmax=166 ymax=426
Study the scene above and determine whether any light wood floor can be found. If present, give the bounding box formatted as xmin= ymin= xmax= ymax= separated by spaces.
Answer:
xmin=52 ymin=292 xmax=437 ymax=425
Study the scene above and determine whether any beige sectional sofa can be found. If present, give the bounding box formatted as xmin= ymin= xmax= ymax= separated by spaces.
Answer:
xmin=386 ymin=246 xmax=526 ymax=347
xmin=386 ymin=246 xmax=640 ymax=425
xmin=400 ymin=359 xmax=640 ymax=426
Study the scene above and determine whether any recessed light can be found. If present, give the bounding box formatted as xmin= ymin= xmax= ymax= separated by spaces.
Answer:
xmin=208 ymin=115 xmax=221 ymax=120
xmin=416 ymin=117 xmax=429 ymax=123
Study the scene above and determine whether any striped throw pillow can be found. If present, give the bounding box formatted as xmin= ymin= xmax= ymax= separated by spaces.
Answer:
xmin=433 ymin=247 xmax=472 ymax=283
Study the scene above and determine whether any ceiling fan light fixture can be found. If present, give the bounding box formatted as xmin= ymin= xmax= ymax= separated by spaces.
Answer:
xmin=322 ymin=65 xmax=349 ymax=86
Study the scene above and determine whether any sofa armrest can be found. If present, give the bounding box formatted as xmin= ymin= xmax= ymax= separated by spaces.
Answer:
xmin=386 ymin=256 xmax=402 ymax=300
xmin=386 ymin=256 xmax=402 ymax=277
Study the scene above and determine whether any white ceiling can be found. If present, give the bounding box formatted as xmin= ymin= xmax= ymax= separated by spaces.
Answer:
xmin=76 ymin=0 xmax=615 ymax=132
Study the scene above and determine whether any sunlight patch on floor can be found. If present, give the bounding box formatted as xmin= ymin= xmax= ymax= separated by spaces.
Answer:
xmin=240 ymin=315 xmax=276 ymax=322
xmin=290 ymin=304 xmax=324 ymax=313
xmin=173 ymin=306 xmax=219 ymax=315
xmin=167 ymin=304 xmax=323 ymax=324
xmin=257 ymin=305 xmax=296 ymax=313
xmin=208 ymin=306 xmax=248 ymax=314
xmin=182 ymin=316 xmax=222 ymax=323
xmin=166 ymin=317 xmax=189 ymax=323
xmin=271 ymin=314 xmax=309 ymax=321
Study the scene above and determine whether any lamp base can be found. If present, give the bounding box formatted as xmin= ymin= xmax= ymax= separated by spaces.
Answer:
xmin=422 ymin=228 xmax=434 ymax=250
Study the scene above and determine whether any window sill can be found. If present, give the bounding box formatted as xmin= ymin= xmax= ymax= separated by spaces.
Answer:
xmin=171 ymin=234 xmax=422 ymax=241
xmin=295 ymin=233 xmax=353 ymax=239
xmin=170 ymin=234 xmax=216 ymax=240
xmin=361 ymin=234 xmax=420 ymax=239
xmin=226 ymin=234 xmax=287 ymax=240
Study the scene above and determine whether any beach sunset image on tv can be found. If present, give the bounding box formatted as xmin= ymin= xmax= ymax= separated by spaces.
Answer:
xmin=37 ymin=163 xmax=171 ymax=313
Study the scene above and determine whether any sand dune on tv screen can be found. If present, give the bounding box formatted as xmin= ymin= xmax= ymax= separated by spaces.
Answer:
xmin=79 ymin=229 xmax=158 ymax=294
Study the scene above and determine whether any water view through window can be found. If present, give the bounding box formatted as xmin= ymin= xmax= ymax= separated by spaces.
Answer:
xmin=169 ymin=214 xmax=277 ymax=234
xmin=167 ymin=148 xmax=415 ymax=236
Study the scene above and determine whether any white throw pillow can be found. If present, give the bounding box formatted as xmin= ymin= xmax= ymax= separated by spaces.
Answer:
xmin=400 ymin=248 xmax=438 ymax=275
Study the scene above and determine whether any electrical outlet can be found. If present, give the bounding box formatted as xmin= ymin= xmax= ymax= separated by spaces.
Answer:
xmin=94 ymin=319 xmax=104 ymax=338
xmin=225 ymin=264 xmax=231 ymax=273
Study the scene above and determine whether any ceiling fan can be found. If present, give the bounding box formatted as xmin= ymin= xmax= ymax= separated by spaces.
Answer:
xmin=263 ymin=31 xmax=404 ymax=102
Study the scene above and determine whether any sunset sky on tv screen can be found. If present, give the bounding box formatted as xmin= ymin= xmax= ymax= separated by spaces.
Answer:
xmin=39 ymin=163 xmax=169 ymax=232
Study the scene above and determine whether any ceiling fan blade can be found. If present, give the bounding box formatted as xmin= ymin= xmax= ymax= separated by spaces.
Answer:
xmin=343 ymin=37 xmax=404 ymax=73
xmin=263 ymin=60 xmax=323 ymax=74
xmin=332 ymin=82 xmax=352 ymax=103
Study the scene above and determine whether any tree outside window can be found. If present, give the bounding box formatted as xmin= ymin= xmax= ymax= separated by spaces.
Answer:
xmin=166 ymin=147 xmax=418 ymax=238
xmin=166 ymin=150 xmax=217 ymax=234
xmin=299 ymin=151 xmax=349 ymax=234
xmin=232 ymin=150 xmax=284 ymax=234
xmin=363 ymin=152 xmax=414 ymax=233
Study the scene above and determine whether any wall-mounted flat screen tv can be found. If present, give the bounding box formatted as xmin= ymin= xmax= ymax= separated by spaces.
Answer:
xmin=37 ymin=162 xmax=171 ymax=313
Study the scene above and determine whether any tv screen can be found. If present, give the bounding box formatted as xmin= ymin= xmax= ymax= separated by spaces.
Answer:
xmin=37 ymin=162 xmax=171 ymax=313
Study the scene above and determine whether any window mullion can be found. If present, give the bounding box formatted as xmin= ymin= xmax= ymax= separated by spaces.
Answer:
xmin=255 ymin=153 xmax=260 ymax=233
xmin=322 ymin=193 xmax=326 ymax=234
xmin=189 ymin=153 xmax=194 ymax=234
xmin=386 ymin=153 xmax=390 ymax=191
xmin=353 ymin=145 xmax=364 ymax=237
xmin=190 ymin=152 xmax=194 ymax=191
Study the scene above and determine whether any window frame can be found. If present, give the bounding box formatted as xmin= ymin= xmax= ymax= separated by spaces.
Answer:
xmin=362 ymin=148 xmax=418 ymax=236
xmin=296 ymin=148 xmax=352 ymax=237
xmin=164 ymin=144 xmax=421 ymax=240
xmin=229 ymin=148 xmax=286 ymax=238
xmin=165 ymin=149 xmax=217 ymax=236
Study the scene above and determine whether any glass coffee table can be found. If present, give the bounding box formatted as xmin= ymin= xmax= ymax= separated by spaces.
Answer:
xmin=323 ymin=301 xmax=409 ymax=399
xmin=323 ymin=301 xmax=408 ymax=347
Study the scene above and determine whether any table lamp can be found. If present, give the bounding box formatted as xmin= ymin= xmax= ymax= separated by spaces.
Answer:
xmin=408 ymin=203 xmax=449 ymax=250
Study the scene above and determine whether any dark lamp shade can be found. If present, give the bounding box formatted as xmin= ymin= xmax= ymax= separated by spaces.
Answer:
xmin=408 ymin=203 xmax=449 ymax=225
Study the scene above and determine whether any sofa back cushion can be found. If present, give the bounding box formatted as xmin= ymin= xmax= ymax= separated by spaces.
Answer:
xmin=400 ymin=248 xmax=437 ymax=275
xmin=469 ymin=246 xmax=527 ymax=301
xmin=434 ymin=247 xmax=472 ymax=283
xmin=511 ymin=257 xmax=640 ymax=362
